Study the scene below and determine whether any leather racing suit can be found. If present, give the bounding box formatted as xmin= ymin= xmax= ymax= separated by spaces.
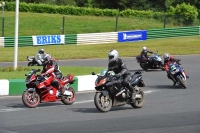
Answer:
xmin=140 ymin=49 xmax=153 ymax=62
xmin=107 ymin=58 xmax=136 ymax=100
xmin=35 ymin=52 xmax=45 ymax=66
xmin=41 ymin=59 xmax=63 ymax=93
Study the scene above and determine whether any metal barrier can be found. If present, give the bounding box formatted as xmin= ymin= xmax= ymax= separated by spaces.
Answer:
xmin=147 ymin=26 xmax=200 ymax=39
xmin=1 ymin=26 xmax=200 ymax=47
xmin=4 ymin=34 xmax=78 ymax=47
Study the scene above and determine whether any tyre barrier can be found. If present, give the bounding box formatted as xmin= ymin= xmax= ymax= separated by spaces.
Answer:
xmin=0 ymin=75 xmax=97 ymax=95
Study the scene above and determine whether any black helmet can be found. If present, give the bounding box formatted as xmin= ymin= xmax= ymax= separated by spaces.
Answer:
xmin=38 ymin=48 xmax=44 ymax=54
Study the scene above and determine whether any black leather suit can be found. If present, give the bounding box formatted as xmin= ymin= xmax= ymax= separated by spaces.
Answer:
xmin=140 ymin=49 xmax=153 ymax=62
xmin=107 ymin=58 xmax=134 ymax=93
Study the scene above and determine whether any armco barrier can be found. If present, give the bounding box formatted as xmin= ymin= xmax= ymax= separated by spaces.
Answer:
xmin=77 ymin=32 xmax=118 ymax=45
xmin=4 ymin=34 xmax=77 ymax=47
xmin=0 ymin=37 xmax=4 ymax=47
xmin=0 ymin=75 xmax=97 ymax=96
xmin=147 ymin=26 xmax=200 ymax=39
xmin=1 ymin=26 xmax=200 ymax=47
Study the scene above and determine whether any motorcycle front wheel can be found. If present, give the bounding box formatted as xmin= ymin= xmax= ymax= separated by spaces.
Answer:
xmin=130 ymin=89 xmax=145 ymax=108
xmin=94 ymin=92 xmax=112 ymax=112
xmin=140 ymin=62 xmax=148 ymax=71
xmin=61 ymin=87 xmax=76 ymax=105
xmin=177 ymin=77 xmax=187 ymax=89
xmin=22 ymin=91 xmax=40 ymax=108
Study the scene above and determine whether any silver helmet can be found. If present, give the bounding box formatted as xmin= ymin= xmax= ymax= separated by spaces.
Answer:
xmin=108 ymin=50 xmax=119 ymax=63
xmin=163 ymin=53 xmax=170 ymax=60
xmin=38 ymin=48 xmax=44 ymax=54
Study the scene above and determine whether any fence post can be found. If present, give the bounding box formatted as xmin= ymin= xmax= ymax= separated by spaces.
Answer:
xmin=62 ymin=16 xmax=65 ymax=34
xmin=115 ymin=14 xmax=118 ymax=32
xmin=164 ymin=12 xmax=166 ymax=28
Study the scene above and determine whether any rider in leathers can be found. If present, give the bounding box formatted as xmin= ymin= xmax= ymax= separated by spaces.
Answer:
xmin=163 ymin=53 xmax=189 ymax=86
xmin=141 ymin=46 xmax=153 ymax=63
xmin=40 ymin=54 xmax=64 ymax=94
xmin=106 ymin=50 xmax=136 ymax=102
xmin=35 ymin=48 xmax=45 ymax=66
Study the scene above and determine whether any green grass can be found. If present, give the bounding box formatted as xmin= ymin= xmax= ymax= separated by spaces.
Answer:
xmin=0 ymin=11 xmax=182 ymax=36
xmin=0 ymin=36 xmax=199 ymax=62
xmin=0 ymin=66 xmax=104 ymax=79
xmin=0 ymin=11 xmax=199 ymax=79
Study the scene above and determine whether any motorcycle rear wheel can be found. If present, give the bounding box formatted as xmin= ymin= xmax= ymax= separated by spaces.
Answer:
xmin=22 ymin=91 xmax=40 ymax=108
xmin=61 ymin=87 xmax=76 ymax=105
xmin=177 ymin=77 xmax=187 ymax=89
xmin=94 ymin=92 xmax=112 ymax=112
xmin=130 ymin=89 xmax=145 ymax=108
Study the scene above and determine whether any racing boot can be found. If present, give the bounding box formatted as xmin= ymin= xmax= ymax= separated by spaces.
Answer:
xmin=173 ymin=81 xmax=176 ymax=86
xmin=169 ymin=76 xmax=176 ymax=86
xmin=183 ymin=70 xmax=189 ymax=78
xmin=128 ymin=85 xmax=136 ymax=103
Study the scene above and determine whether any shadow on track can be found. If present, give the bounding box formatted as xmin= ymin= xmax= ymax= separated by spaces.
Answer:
xmin=129 ymin=69 xmax=164 ymax=73
xmin=147 ymin=85 xmax=185 ymax=90
xmin=7 ymin=101 xmax=63 ymax=108
xmin=71 ymin=106 xmax=135 ymax=113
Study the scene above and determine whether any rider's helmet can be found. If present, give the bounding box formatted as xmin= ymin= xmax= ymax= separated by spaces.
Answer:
xmin=108 ymin=49 xmax=119 ymax=63
xmin=142 ymin=46 xmax=147 ymax=53
xmin=43 ymin=54 xmax=52 ymax=64
xmin=38 ymin=48 xmax=44 ymax=54
xmin=163 ymin=53 xmax=170 ymax=61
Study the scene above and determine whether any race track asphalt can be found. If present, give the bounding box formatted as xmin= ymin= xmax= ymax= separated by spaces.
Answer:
xmin=0 ymin=55 xmax=200 ymax=133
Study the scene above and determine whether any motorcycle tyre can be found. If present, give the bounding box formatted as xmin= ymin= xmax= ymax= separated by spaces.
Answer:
xmin=22 ymin=91 xmax=40 ymax=108
xmin=130 ymin=89 xmax=145 ymax=108
xmin=94 ymin=92 xmax=112 ymax=112
xmin=61 ymin=87 xmax=76 ymax=105
xmin=177 ymin=77 xmax=187 ymax=89
xmin=140 ymin=63 xmax=148 ymax=71
xmin=28 ymin=62 xmax=35 ymax=66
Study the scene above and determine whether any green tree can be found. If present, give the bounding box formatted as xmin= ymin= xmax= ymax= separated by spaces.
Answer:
xmin=168 ymin=2 xmax=198 ymax=25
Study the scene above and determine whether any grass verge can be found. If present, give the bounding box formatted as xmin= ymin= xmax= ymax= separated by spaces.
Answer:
xmin=0 ymin=66 xmax=104 ymax=79
xmin=0 ymin=36 xmax=199 ymax=62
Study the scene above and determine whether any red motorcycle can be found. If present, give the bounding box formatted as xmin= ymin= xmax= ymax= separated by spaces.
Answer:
xmin=22 ymin=69 xmax=76 ymax=108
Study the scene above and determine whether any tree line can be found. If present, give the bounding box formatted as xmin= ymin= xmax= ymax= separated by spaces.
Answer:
xmin=5 ymin=0 xmax=200 ymax=14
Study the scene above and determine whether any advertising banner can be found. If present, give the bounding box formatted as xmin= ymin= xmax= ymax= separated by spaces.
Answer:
xmin=118 ymin=30 xmax=147 ymax=42
xmin=32 ymin=35 xmax=65 ymax=46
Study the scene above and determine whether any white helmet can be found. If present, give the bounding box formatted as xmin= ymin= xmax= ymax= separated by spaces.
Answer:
xmin=142 ymin=46 xmax=147 ymax=51
xmin=38 ymin=48 xmax=44 ymax=54
xmin=108 ymin=50 xmax=119 ymax=63
xmin=164 ymin=53 xmax=170 ymax=60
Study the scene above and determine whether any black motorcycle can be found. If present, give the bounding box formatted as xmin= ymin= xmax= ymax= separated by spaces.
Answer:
xmin=136 ymin=52 xmax=165 ymax=71
xmin=92 ymin=70 xmax=145 ymax=112
xmin=27 ymin=56 xmax=43 ymax=66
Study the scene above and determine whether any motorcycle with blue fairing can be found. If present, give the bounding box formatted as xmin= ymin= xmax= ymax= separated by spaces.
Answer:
xmin=92 ymin=70 xmax=145 ymax=112
xmin=168 ymin=62 xmax=187 ymax=88
xmin=136 ymin=52 xmax=165 ymax=71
